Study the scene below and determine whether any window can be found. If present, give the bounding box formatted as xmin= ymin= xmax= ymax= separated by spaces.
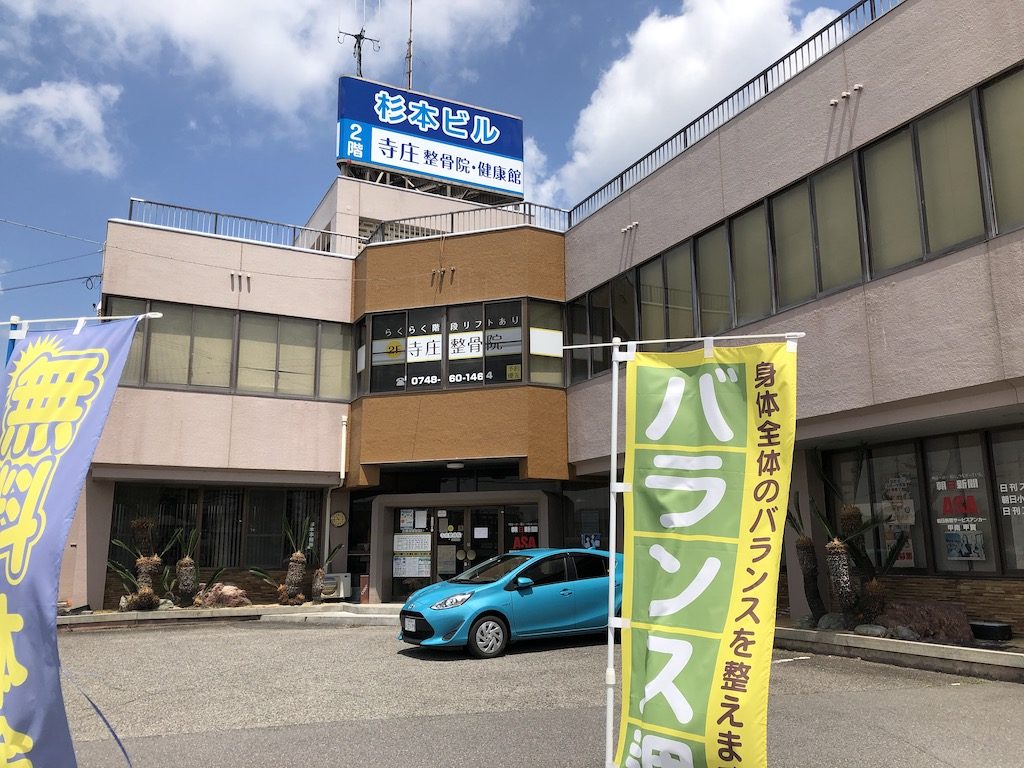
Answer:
xmin=147 ymin=302 xmax=191 ymax=385
xmin=696 ymin=226 xmax=731 ymax=334
xmin=568 ymin=297 xmax=590 ymax=384
xmin=731 ymin=205 xmax=772 ymax=324
xmin=484 ymin=301 xmax=523 ymax=385
xmin=319 ymin=322 xmax=354 ymax=401
xmin=571 ymin=553 xmax=609 ymax=579
xmin=989 ymin=428 xmax=1024 ymax=571
xmin=277 ymin=317 xmax=317 ymax=396
xmin=106 ymin=296 xmax=146 ymax=385
xmin=863 ymin=129 xmax=923 ymax=273
xmin=917 ymin=96 xmax=985 ymax=252
xmin=610 ymin=271 xmax=637 ymax=342
xmin=200 ymin=487 xmax=245 ymax=567
xmin=664 ymin=241 xmax=694 ymax=340
xmin=637 ymin=257 xmax=666 ymax=348
xmin=813 ymin=158 xmax=863 ymax=291
xmin=772 ymin=182 xmax=816 ymax=308
xmin=521 ymin=555 xmax=569 ymax=587
xmin=369 ymin=312 xmax=406 ymax=393
xmin=528 ymin=300 xmax=564 ymax=386
xmin=868 ymin=444 xmax=926 ymax=570
xmin=924 ymin=433 xmax=997 ymax=574
xmin=447 ymin=303 xmax=485 ymax=388
xmin=982 ymin=68 xmax=1024 ymax=232
xmin=191 ymin=307 xmax=233 ymax=388
xmin=406 ymin=306 xmax=444 ymax=391
xmin=105 ymin=297 xmax=354 ymax=400
xmin=589 ymin=284 xmax=611 ymax=375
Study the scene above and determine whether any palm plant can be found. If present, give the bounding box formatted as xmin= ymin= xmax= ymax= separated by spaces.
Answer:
xmin=784 ymin=492 xmax=828 ymax=623
xmin=176 ymin=528 xmax=202 ymax=606
xmin=250 ymin=513 xmax=316 ymax=606
xmin=110 ymin=526 xmax=181 ymax=611
xmin=309 ymin=540 xmax=346 ymax=604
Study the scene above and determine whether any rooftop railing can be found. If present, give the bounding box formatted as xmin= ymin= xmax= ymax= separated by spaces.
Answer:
xmin=566 ymin=0 xmax=905 ymax=226
xmin=366 ymin=201 xmax=570 ymax=244
xmin=126 ymin=198 xmax=365 ymax=257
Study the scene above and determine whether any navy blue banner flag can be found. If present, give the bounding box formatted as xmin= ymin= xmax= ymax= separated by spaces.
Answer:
xmin=0 ymin=317 xmax=139 ymax=766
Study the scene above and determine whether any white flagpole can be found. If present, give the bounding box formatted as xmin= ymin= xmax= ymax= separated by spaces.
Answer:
xmin=585 ymin=331 xmax=803 ymax=768
xmin=605 ymin=337 xmax=621 ymax=768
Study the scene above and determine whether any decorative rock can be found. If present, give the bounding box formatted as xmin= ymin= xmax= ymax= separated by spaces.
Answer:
xmin=895 ymin=625 xmax=921 ymax=642
xmin=854 ymin=623 xmax=888 ymax=637
xmin=796 ymin=615 xmax=817 ymax=629
xmin=118 ymin=595 xmax=129 ymax=612
xmin=157 ymin=599 xmax=175 ymax=611
xmin=817 ymin=612 xmax=846 ymax=630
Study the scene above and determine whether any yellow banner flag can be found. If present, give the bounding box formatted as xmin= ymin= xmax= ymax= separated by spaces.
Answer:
xmin=615 ymin=342 xmax=797 ymax=768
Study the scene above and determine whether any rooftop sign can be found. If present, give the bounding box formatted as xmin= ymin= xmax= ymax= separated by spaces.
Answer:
xmin=337 ymin=76 xmax=524 ymax=198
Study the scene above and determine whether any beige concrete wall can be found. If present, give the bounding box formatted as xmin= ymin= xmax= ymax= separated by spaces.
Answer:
xmin=564 ymin=0 xmax=1024 ymax=297
xmin=103 ymin=221 xmax=354 ymax=322
xmin=334 ymin=176 xmax=487 ymax=239
xmin=93 ymin=387 xmax=349 ymax=475
xmin=568 ymin=229 xmax=1024 ymax=466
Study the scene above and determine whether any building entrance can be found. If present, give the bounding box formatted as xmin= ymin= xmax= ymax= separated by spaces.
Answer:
xmin=391 ymin=504 xmax=539 ymax=601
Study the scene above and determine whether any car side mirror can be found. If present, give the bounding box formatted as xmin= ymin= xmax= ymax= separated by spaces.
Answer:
xmin=515 ymin=576 xmax=534 ymax=590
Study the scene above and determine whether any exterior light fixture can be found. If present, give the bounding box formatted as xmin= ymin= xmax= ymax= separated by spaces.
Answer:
xmin=446 ymin=462 xmax=465 ymax=470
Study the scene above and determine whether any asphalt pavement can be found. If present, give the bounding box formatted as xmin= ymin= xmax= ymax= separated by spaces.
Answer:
xmin=58 ymin=623 xmax=1024 ymax=767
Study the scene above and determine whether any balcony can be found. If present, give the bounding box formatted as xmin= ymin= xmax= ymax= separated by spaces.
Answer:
xmin=126 ymin=198 xmax=365 ymax=257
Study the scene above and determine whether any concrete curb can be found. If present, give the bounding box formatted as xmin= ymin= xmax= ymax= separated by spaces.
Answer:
xmin=58 ymin=602 xmax=403 ymax=630
xmin=775 ymin=627 xmax=1024 ymax=683
xmin=258 ymin=612 xmax=400 ymax=627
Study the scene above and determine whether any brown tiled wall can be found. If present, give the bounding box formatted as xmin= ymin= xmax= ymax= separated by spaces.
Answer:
xmin=879 ymin=575 xmax=1024 ymax=630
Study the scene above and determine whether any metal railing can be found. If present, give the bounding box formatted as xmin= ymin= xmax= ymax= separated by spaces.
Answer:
xmin=126 ymin=198 xmax=365 ymax=256
xmin=366 ymin=201 xmax=570 ymax=244
xmin=567 ymin=0 xmax=905 ymax=226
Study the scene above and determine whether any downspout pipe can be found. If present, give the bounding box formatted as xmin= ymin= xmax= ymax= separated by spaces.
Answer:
xmin=324 ymin=415 xmax=350 ymax=569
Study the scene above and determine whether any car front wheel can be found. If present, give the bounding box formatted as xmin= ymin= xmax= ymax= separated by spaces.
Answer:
xmin=468 ymin=615 xmax=508 ymax=658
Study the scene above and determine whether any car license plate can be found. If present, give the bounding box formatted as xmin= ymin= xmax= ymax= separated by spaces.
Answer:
xmin=404 ymin=617 xmax=416 ymax=632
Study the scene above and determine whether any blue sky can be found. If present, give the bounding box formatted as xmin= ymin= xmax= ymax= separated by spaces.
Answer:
xmin=0 ymin=0 xmax=837 ymax=321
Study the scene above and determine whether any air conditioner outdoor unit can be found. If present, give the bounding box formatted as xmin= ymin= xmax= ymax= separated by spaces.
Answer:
xmin=321 ymin=572 xmax=352 ymax=601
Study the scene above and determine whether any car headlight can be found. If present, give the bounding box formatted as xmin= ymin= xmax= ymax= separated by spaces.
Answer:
xmin=431 ymin=592 xmax=473 ymax=610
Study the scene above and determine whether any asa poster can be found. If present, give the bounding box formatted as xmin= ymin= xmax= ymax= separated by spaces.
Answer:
xmin=0 ymin=317 xmax=140 ymax=767
xmin=616 ymin=342 xmax=797 ymax=768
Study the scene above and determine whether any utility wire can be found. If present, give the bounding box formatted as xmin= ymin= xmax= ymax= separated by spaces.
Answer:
xmin=0 ymin=217 xmax=103 ymax=245
xmin=0 ymin=249 xmax=102 ymax=276
xmin=0 ymin=274 xmax=100 ymax=290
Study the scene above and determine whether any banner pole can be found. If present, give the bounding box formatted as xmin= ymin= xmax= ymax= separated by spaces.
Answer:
xmin=6 ymin=315 xmax=20 ymax=364
xmin=605 ymin=336 xmax=623 ymax=768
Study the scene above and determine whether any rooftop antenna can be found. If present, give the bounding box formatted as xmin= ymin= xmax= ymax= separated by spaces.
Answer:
xmin=338 ymin=0 xmax=380 ymax=78
xmin=405 ymin=0 xmax=413 ymax=88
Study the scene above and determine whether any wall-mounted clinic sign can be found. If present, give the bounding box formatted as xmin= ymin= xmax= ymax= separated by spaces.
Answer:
xmin=337 ymin=76 xmax=525 ymax=198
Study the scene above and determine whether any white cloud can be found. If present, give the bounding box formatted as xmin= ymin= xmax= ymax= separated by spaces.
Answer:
xmin=537 ymin=0 xmax=840 ymax=207
xmin=0 ymin=81 xmax=122 ymax=176
xmin=0 ymin=0 xmax=531 ymax=120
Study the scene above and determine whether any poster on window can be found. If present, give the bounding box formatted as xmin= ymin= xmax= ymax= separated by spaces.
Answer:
xmin=883 ymin=524 xmax=916 ymax=567
xmin=944 ymin=531 xmax=986 ymax=560
xmin=393 ymin=555 xmax=432 ymax=577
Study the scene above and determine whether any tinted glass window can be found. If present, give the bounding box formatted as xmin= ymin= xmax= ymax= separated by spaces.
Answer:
xmin=521 ymin=555 xmax=568 ymax=586
xmin=572 ymin=553 xmax=609 ymax=580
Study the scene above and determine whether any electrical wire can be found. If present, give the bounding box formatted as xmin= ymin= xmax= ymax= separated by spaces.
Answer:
xmin=0 ymin=274 xmax=102 ymax=292
xmin=0 ymin=249 xmax=102 ymax=276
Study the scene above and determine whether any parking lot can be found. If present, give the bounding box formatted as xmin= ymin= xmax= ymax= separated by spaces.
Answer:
xmin=60 ymin=622 xmax=1024 ymax=767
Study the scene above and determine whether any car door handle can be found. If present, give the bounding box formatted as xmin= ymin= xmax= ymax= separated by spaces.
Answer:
xmin=560 ymin=589 xmax=573 ymax=596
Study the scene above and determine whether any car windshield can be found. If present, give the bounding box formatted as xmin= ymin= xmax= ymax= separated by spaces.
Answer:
xmin=450 ymin=554 xmax=532 ymax=584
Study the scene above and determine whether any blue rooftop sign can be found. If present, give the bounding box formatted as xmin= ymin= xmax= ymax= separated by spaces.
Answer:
xmin=337 ymin=77 xmax=524 ymax=198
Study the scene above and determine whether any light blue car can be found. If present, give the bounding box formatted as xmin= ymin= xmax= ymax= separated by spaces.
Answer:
xmin=398 ymin=548 xmax=624 ymax=658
